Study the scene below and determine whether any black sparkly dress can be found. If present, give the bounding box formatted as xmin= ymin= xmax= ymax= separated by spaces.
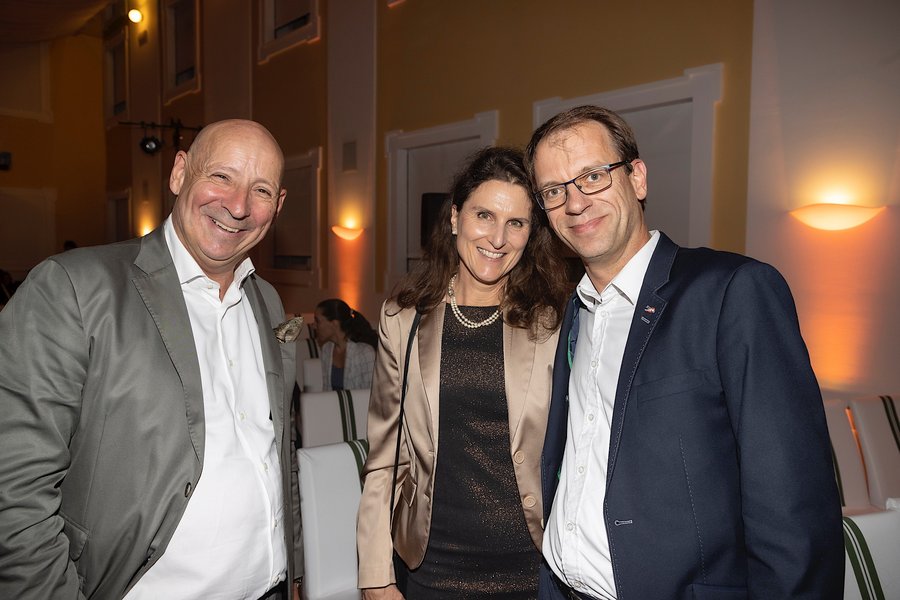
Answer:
xmin=399 ymin=305 xmax=540 ymax=599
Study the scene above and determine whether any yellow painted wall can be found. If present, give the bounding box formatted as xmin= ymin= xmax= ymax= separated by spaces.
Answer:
xmin=0 ymin=35 xmax=106 ymax=253
xmin=375 ymin=0 xmax=754 ymax=284
xmin=51 ymin=35 xmax=107 ymax=248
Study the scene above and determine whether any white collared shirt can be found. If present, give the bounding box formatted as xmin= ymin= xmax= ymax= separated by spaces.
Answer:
xmin=125 ymin=218 xmax=285 ymax=600
xmin=544 ymin=231 xmax=660 ymax=599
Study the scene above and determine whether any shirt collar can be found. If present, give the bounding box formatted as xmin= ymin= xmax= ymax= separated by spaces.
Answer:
xmin=575 ymin=230 xmax=661 ymax=310
xmin=163 ymin=216 xmax=255 ymax=289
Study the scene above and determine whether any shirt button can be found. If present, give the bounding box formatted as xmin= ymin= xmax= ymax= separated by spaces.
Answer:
xmin=240 ymin=412 xmax=246 ymax=421
xmin=578 ymin=466 xmax=585 ymax=474
xmin=513 ymin=451 xmax=525 ymax=464
xmin=587 ymin=413 xmax=595 ymax=422
xmin=566 ymin=522 xmax=575 ymax=532
xmin=263 ymin=463 xmax=269 ymax=473
xmin=228 ymin=359 xmax=234 ymax=367
xmin=523 ymin=495 xmax=536 ymax=508
xmin=590 ymin=360 xmax=598 ymax=368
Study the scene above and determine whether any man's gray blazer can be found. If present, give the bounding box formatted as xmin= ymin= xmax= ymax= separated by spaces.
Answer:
xmin=0 ymin=227 xmax=302 ymax=599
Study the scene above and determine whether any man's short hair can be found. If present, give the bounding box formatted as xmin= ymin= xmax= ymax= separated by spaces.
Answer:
xmin=524 ymin=105 xmax=641 ymax=185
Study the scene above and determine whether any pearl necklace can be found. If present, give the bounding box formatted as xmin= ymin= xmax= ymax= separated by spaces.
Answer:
xmin=447 ymin=274 xmax=502 ymax=329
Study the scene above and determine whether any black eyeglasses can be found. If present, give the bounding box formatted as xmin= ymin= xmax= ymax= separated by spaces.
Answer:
xmin=534 ymin=161 xmax=632 ymax=210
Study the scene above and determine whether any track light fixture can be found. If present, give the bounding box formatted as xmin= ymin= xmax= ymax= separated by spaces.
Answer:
xmin=139 ymin=134 xmax=162 ymax=154
xmin=120 ymin=119 xmax=204 ymax=157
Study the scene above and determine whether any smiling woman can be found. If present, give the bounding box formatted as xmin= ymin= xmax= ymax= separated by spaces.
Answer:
xmin=356 ymin=146 xmax=570 ymax=599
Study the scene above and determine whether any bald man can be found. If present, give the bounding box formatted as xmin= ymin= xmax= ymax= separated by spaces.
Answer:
xmin=0 ymin=120 xmax=303 ymax=599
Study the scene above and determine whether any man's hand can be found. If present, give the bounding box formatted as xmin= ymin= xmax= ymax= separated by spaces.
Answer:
xmin=292 ymin=579 xmax=302 ymax=600
xmin=362 ymin=584 xmax=404 ymax=599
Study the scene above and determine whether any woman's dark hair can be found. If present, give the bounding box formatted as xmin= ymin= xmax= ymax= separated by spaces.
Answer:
xmin=316 ymin=298 xmax=378 ymax=349
xmin=393 ymin=146 xmax=569 ymax=336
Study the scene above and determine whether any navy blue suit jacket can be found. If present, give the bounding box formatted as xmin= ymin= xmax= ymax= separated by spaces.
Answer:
xmin=540 ymin=233 xmax=843 ymax=600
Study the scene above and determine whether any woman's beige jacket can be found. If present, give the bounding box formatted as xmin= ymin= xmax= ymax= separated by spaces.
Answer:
xmin=356 ymin=300 xmax=559 ymax=588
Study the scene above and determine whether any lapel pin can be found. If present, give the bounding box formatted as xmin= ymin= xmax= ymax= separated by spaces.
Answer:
xmin=644 ymin=306 xmax=656 ymax=314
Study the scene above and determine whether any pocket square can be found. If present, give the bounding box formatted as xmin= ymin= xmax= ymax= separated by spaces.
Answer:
xmin=274 ymin=315 xmax=304 ymax=344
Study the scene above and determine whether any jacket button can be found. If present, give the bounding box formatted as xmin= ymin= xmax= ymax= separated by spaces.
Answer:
xmin=523 ymin=495 xmax=536 ymax=508
xmin=184 ymin=482 xmax=192 ymax=497
xmin=514 ymin=451 xmax=525 ymax=464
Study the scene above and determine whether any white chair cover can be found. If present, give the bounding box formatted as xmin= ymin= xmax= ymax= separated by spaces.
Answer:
xmin=297 ymin=440 xmax=368 ymax=600
xmin=823 ymin=398 xmax=877 ymax=514
xmin=299 ymin=389 xmax=370 ymax=448
xmin=849 ymin=395 xmax=900 ymax=509
xmin=842 ymin=505 xmax=900 ymax=600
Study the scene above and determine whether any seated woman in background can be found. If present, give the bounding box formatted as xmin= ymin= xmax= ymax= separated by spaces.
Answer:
xmin=314 ymin=298 xmax=378 ymax=391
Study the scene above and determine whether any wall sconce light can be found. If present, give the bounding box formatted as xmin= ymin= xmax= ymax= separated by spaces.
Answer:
xmin=331 ymin=225 xmax=364 ymax=241
xmin=128 ymin=9 xmax=144 ymax=23
xmin=790 ymin=203 xmax=885 ymax=231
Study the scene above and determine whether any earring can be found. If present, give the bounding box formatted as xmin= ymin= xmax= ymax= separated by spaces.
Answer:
xmin=452 ymin=229 xmax=457 ymax=235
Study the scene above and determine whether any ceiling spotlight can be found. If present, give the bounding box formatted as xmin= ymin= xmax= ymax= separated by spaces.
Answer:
xmin=139 ymin=135 xmax=162 ymax=154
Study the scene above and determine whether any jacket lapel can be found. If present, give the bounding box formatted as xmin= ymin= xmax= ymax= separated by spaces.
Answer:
xmin=131 ymin=228 xmax=206 ymax=465
xmin=606 ymin=233 xmax=678 ymax=481
xmin=504 ymin=320 xmax=535 ymax=441
xmin=416 ymin=303 xmax=444 ymax=446
xmin=244 ymin=276 xmax=285 ymax=458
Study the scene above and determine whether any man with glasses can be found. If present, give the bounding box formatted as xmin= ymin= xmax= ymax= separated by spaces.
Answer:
xmin=524 ymin=105 xmax=843 ymax=599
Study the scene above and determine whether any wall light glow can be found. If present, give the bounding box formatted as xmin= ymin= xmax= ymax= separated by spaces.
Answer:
xmin=790 ymin=203 xmax=885 ymax=231
xmin=128 ymin=9 xmax=143 ymax=23
xmin=331 ymin=225 xmax=364 ymax=240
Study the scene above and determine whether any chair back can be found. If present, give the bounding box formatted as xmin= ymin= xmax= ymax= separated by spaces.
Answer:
xmin=302 ymin=358 xmax=324 ymax=393
xmin=849 ymin=395 xmax=900 ymax=508
xmin=300 ymin=389 xmax=370 ymax=448
xmin=824 ymin=398 xmax=874 ymax=512
xmin=297 ymin=440 xmax=368 ymax=600
xmin=842 ymin=505 xmax=900 ymax=600
xmin=295 ymin=338 xmax=321 ymax=391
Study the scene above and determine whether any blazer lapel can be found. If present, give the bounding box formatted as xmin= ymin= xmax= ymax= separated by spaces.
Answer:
xmin=416 ymin=303 xmax=444 ymax=446
xmin=244 ymin=276 xmax=285 ymax=458
xmin=504 ymin=320 xmax=535 ymax=440
xmin=606 ymin=233 xmax=678 ymax=481
xmin=131 ymin=228 xmax=206 ymax=465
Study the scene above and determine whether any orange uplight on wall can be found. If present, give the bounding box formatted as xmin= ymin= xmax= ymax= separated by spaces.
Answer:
xmin=790 ymin=190 xmax=885 ymax=231
xmin=790 ymin=203 xmax=885 ymax=231
xmin=127 ymin=9 xmax=144 ymax=23
xmin=331 ymin=225 xmax=364 ymax=240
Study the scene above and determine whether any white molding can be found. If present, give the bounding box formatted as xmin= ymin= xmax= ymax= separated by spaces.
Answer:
xmin=162 ymin=0 xmax=202 ymax=105
xmin=384 ymin=110 xmax=498 ymax=288
xmin=257 ymin=0 xmax=321 ymax=63
xmin=0 ymin=43 xmax=53 ymax=122
xmin=259 ymin=146 xmax=323 ymax=288
xmin=533 ymin=64 xmax=722 ymax=247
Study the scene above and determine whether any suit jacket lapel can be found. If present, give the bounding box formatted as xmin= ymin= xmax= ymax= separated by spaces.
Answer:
xmin=504 ymin=320 xmax=535 ymax=441
xmin=416 ymin=303 xmax=444 ymax=446
xmin=244 ymin=276 xmax=285 ymax=458
xmin=606 ymin=233 xmax=678 ymax=481
xmin=131 ymin=228 xmax=206 ymax=465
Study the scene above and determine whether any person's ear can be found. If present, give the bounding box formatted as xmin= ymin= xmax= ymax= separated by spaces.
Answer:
xmin=169 ymin=151 xmax=189 ymax=195
xmin=274 ymin=188 xmax=286 ymax=218
xmin=450 ymin=204 xmax=459 ymax=235
xmin=629 ymin=159 xmax=648 ymax=201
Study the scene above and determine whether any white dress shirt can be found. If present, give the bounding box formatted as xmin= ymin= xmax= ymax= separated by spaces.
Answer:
xmin=125 ymin=218 xmax=286 ymax=599
xmin=544 ymin=231 xmax=660 ymax=599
